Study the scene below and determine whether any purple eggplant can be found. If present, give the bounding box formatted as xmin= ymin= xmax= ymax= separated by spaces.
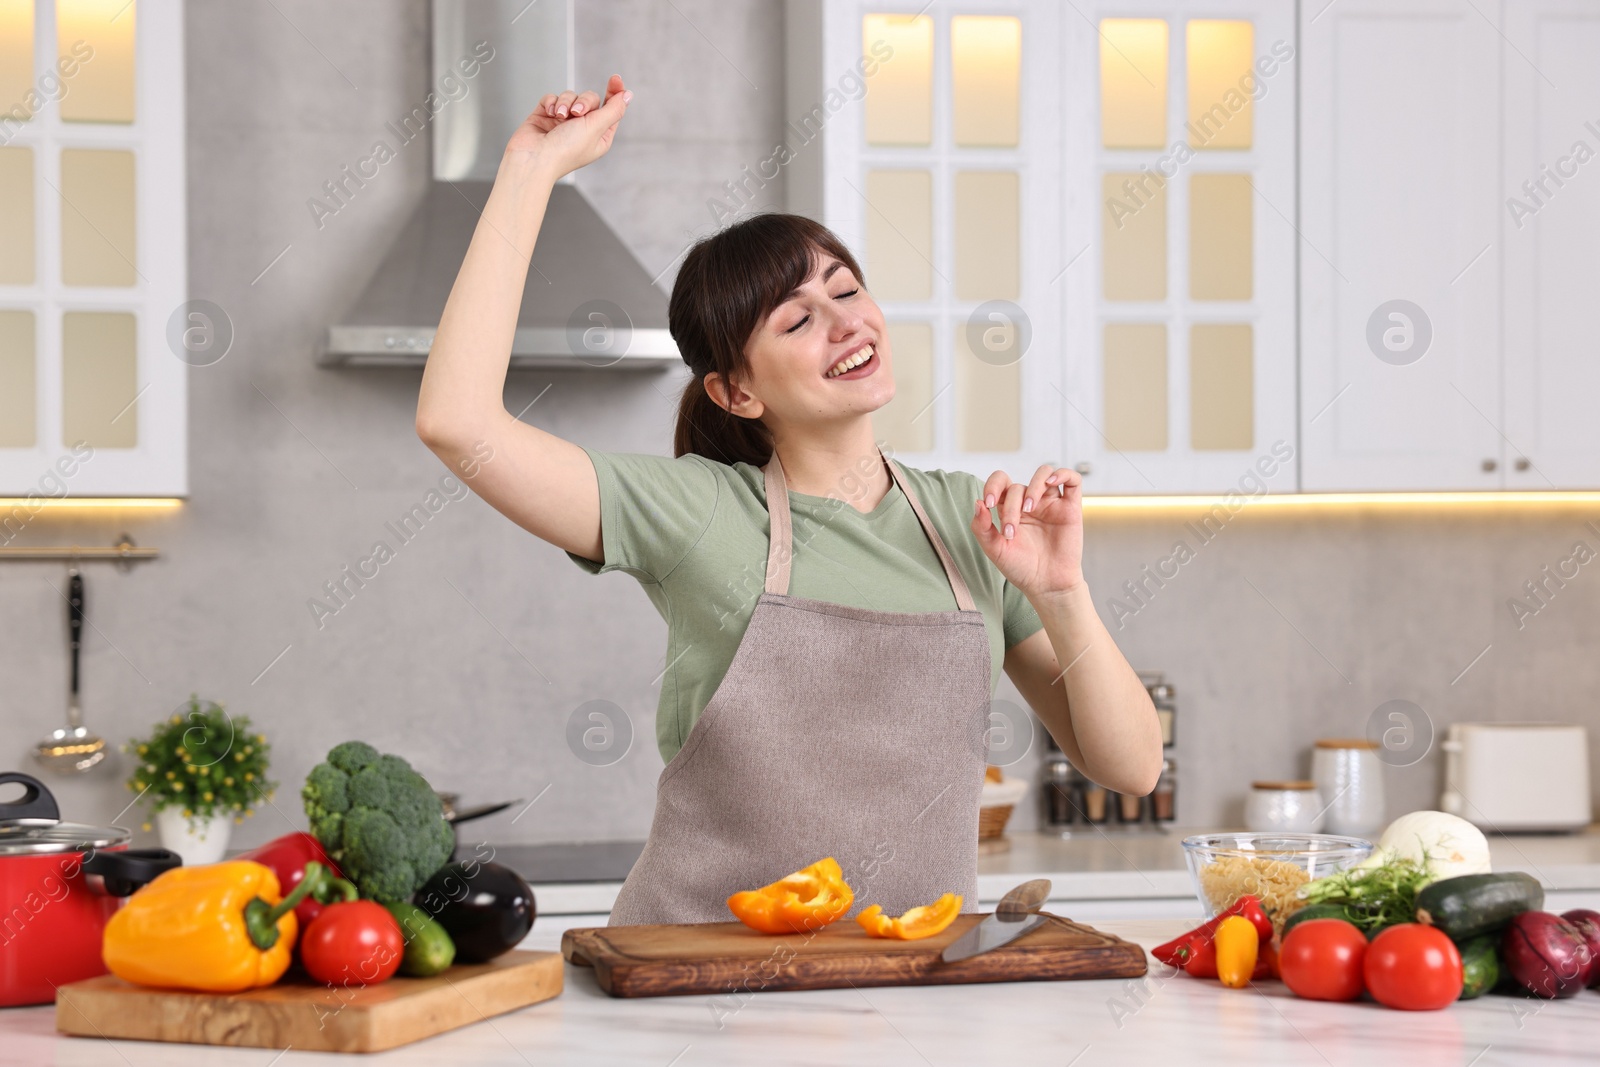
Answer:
xmin=1502 ymin=911 xmax=1594 ymax=998
xmin=1559 ymin=909 xmax=1600 ymax=988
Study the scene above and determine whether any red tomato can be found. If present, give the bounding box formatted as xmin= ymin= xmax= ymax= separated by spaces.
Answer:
xmin=1279 ymin=919 xmax=1368 ymax=1001
xmin=298 ymin=901 xmax=404 ymax=987
xmin=1363 ymin=924 xmax=1463 ymax=1011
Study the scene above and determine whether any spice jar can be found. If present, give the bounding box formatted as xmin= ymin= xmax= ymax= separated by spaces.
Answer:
xmin=1152 ymin=757 xmax=1177 ymax=822
xmin=1044 ymin=754 xmax=1077 ymax=829
xmin=1078 ymin=774 xmax=1110 ymax=825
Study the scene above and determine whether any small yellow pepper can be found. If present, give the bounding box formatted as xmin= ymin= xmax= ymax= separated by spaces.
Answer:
xmin=856 ymin=893 xmax=964 ymax=940
xmin=102 ymin=860 xmax=317 ymax=993
xmin=727 ymin=857 xmax=854 ymax=934
xmin=1214 ymin=914 xmax=1260 ymax=988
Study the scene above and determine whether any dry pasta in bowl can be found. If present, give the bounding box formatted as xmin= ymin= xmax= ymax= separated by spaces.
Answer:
xmin=1182 ymin=833 xmax=1374 ymax=934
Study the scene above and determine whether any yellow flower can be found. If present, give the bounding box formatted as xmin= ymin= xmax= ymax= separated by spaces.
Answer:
xmin=245 ymin=809 xmax=254 ymax=818
xmin=141 ymin=822 xmax=152 ymax=832
xmin=243 ymin=745 xmax=253 ymax=756
xmin=173 ymin=782 xmax=184 ymax=793
xmin=165 ymin=770 xmax=176 ymax=780
xmin=145 ymin=764 xmax=156 ymax=774
xmin=199 ymin=766 xmax=209 ymax=776
xmin=170 ymin=714 xmax=181 ymax=725
xmin=234 ymin=753 xmax=244 ymax=762
xmin=244 ymin=772 xmax=254 ymax=782
xmin=182 ymin=808 xmax=192 ymax=818
xmin=203 ymin=791 xmax=213 ymax=802
xmin=224 ymin=777 xmax=234 ymax=786
xmin=255 ymin=735 xmax=265 ymax=745
xmin=136 ymin=744 xmax=148 ymax=755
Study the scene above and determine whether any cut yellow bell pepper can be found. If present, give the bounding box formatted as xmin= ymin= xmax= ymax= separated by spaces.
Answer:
xmin=102 ymin=860 xmax=318 ymax=993
xmin=727 ymin=857 xmax=854 ymax=934
xmin=855 ymin=893 xmax=963 ymax=940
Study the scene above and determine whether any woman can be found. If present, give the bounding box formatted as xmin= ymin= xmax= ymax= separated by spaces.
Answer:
xmin=417 ymin=76 xmax=1163 ymax=926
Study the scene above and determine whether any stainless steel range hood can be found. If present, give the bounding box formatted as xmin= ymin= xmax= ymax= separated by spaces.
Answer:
xmin=320 ymin=0 xmax=676 ymax=370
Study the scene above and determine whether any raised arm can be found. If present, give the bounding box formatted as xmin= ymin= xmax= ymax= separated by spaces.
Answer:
xmin=415 ymin=76 xmax=634 ymax=564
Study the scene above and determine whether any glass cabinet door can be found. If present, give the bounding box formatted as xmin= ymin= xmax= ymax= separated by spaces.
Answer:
xmin=0 ymin=0 xmax=187 ymax=498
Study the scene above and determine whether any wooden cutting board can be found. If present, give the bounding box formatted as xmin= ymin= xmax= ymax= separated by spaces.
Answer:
xmin=563 ymin=911 xmax=1146 ymax=998
xmin=55 ymin=950 xmax=562 ymax=1054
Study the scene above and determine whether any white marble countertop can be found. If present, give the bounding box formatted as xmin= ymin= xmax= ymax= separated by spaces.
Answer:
xmin=534 ymin=826 xmax=1600 ymax=914
xmin=8 ymin=917 xmax=1600 ymax=1066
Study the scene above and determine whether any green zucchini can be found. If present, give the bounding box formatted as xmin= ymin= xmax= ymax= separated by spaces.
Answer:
xmin=1281 ymin=903 xmax=1353 ymax=939
xmin=1457 ymin=934 xmax=1499 ymax=999
xmin=1414 ymin=872 xmax=1544 ymax=942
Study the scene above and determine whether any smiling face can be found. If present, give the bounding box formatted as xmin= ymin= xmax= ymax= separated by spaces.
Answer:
xmin=706 ymin=253 xmax=895 ymax=432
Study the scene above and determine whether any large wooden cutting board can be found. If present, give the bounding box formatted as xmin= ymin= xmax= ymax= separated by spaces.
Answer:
xmin=563 ymin=912 xmax=1146 ymax=998
xmin=55 ymin=950 xmax=562 ymax=1054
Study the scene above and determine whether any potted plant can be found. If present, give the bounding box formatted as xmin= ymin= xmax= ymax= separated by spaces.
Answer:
xmin=124 ymin=696 xmax=276 ymax=865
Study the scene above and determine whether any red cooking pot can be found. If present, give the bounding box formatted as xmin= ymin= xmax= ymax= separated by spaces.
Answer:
xmin=0 ymin=772 xmax=181 ymax=1006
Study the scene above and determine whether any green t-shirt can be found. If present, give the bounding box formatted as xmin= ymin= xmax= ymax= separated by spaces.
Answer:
xmin=565 ymin=447 xmax=1047 ymax=764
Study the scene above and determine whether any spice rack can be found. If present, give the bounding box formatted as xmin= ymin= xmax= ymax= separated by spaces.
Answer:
xmin=1042 ymin=670 xmax=1177 ymax=835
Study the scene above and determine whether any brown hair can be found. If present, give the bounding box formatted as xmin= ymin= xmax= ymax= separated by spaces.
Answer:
xmin=669 ymin=213 xmax=866 ymax=466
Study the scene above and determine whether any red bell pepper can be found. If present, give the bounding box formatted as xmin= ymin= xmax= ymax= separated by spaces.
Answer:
xmin=237 ymin=832 xmax=344 ymax=928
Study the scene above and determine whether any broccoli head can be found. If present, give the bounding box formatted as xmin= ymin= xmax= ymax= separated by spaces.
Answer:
xmin=301 ymin=741 xmax=453 ymax=902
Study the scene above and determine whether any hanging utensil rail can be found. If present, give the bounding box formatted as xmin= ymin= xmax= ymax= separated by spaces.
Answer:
xmin=0 ymin=536 xmax=158 ymax=563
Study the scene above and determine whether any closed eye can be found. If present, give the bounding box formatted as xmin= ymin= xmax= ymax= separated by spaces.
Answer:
xmin=784 ymin=289 xmax=861 ymax=334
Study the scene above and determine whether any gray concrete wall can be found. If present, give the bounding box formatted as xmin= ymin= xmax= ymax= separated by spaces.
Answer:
xmin=3 ymin=1 xmax=1596 ymax=854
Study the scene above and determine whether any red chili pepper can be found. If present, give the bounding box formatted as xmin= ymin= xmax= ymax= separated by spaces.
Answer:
xmin=237 ymin=832 xmax=344 ymax=929
xmin=1153 ymin=895 xmax=1272 ymax=965
xmin=1181 ymin=934 xmax=1218 ymax=978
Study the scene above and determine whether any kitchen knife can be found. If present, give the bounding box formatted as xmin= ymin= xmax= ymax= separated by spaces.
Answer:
xmin=940 ymin=878 xmax=1052 ymax=963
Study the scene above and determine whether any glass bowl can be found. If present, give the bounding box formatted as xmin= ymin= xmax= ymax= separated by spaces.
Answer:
xmin=1182 ymin=832 xmax=1374 ymax=925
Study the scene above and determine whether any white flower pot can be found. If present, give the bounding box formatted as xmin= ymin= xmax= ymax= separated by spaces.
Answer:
xmin=155 ymin=807 xmax=233 ymax=866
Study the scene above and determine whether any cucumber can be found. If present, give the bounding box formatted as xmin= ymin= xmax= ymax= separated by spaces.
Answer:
xmin=1457 ymin=934 xmax=1499 ymax=999
xmin=384 ymin=901 xmax=457 ymax=977
xmin=1281 ymin=903 xmax=1352 ymax=939
xmin=1414 ymin=872 xmax=1544 ymax=942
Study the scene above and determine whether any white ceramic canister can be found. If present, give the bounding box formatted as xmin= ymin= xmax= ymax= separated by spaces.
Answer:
xmin=1312 ymin=738 xmax=1386 ymax=837
xmin=1244 ymin=780 xmax=1326 ymax=833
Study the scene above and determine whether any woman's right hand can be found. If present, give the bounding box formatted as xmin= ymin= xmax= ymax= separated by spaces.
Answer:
xmin=505 ymin=74 xmax=633 ymax=179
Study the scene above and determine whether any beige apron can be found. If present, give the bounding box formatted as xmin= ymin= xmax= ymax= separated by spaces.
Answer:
xmin=608 ymin=443 xmax=994 ymax=926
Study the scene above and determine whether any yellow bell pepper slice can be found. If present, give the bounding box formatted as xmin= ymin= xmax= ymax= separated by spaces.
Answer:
xmin=102 ymin=860 xmax=318 ymax=992
xmin=727 ymin=857 xmax=854 ymax=934
xmin=856 ymin=893 xmax=964 ymax=940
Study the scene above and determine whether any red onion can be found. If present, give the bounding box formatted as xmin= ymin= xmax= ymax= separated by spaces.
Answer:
xmin=1502 ymin=911 xmax=1594 ymax=998
xmin=1559 ymin=909 xmax=1600 ymax=988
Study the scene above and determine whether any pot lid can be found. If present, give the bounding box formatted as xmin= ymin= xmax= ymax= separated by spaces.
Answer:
xmin=0 ymin=771 xmax=130 ymax=855
xmin=0 ymin=819 xmax=129 ymax=855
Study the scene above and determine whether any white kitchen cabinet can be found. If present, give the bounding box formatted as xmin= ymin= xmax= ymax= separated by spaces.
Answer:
xmin=787 ymin=0 xmax=1296 ymax=495
xmin=1300 ymin=0 xmax=1504 ymax=491
xmin=786 ymin=0 xmax=1065 ymax=484
xmin=1061 ymin=0 xmax=1298 ymax=495
xmin=1502 ymin=0 xmax=1600 ymax=490
xmin=0 ymin=1 xmax=188 ymax=499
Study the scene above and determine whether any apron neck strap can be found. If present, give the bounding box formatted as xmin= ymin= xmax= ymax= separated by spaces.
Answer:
xmin=761 ymin=445 xmax=978 ymax=612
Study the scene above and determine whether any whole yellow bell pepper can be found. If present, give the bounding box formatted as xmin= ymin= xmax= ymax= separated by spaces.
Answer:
xmin=727 ymin=857 xmax=854 ymax=934
xmin=856 ymin=893 xmax=963 ymax=940
xmin=1214 ymin=914 xmax=1259 ymax=989
xmin=102 ymin=859 xmax=319 ymax=992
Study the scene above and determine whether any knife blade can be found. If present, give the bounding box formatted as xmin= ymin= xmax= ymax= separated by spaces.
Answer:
xmin=940 ymin=878 xmax=1052 ymax=963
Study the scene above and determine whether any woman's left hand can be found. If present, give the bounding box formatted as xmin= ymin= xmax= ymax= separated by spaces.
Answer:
xmin=970 ymin=464 xmax=1085 ymax=600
